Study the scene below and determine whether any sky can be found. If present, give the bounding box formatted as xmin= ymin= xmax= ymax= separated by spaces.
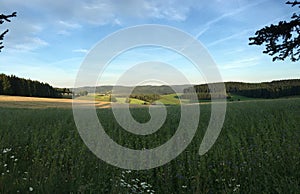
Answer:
xmin=0 ymin=0 xmax=299 ymax=87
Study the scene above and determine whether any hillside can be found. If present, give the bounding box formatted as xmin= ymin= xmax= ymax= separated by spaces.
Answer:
xmin=183 ymin=79 xmax=300 ymax=99
xmin=74 ymin=85 xmax=191 ymax=95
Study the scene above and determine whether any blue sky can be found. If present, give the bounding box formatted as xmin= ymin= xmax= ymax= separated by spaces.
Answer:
xmin=0 ymin=0 xmax=299 ymax=87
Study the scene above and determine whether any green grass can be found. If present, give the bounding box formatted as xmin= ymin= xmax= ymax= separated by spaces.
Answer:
xmin=228 ymin=94 xmax=260 ymax=101
xmin=94 ymin=95 xmax=110 ymax=102
xmin=129 ymin=98 xmax=147 ymax=105
xmin=0 ymin=98 xmax=299 ymax=193
xmin=157 ymin=94 xmax=180 ymax=105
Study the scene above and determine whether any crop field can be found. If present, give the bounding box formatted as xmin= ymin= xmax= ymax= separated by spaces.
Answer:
xmin=0 ymin=98 xmax=299 ymax=193
xmin=0 ymin=95 xmax=111 ymax=109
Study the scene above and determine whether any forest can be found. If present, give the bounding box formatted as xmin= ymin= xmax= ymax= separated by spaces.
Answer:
xmin=0 ymin=74 xmax=63 ymax=98
xmin=183 ymin=79 xmax=300 ymax=99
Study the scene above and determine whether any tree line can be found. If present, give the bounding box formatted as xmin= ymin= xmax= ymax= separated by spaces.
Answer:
xmin=0 ymin=74 xmax=63 ymax=98
xmin=183 ymin=79 xmax=300 ymax=99
xmin=130 ymin=94 xmax=161 ymax=103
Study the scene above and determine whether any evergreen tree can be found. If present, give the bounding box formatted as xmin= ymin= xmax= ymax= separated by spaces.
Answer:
xmin=0 ymin=12 xmax=17 ymax=52
xmin=249 ymin=1 xmax=300 ymax=62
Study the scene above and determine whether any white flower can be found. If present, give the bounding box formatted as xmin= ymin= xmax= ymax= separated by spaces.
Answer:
xmin=2 ymin=148 xmax=12 ymax=154
xmin=29 ymin=187 xmax=33 ymax=192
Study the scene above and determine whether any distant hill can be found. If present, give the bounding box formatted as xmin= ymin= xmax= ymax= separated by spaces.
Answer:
xmin=183 ymin=79 xmax=300 ymax=99
xmin=74 ymin=85 xmax=191 ymax=96
xmin=74 ymin=79 xmax=300 ymax=99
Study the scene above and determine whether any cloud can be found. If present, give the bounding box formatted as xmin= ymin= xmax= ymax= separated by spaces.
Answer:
xmin=13 ymin=37 xmax=49 ymax=51
xmin=207 ymin=29 xmax=252 ymax=47
xmin=195 ymin=0 xmax=267 ymax=38
xmin=72 ymin=49 xmax=89 ymax=54
xmin=56 ymin=20 xmax=82 ymax=35
xmin=58 ymin=21 xmax=81 ymax=29
xmin=221 ymin=57 xmax=260 ymax=70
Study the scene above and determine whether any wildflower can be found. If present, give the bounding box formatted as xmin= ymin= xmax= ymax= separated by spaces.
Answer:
xmin=29 ymin=187 xmax=33 ymax=192
xmin=3 ymin=148 xmax=12 ymax=154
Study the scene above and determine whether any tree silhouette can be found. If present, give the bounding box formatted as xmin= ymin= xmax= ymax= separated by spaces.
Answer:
xmin=249 ymin=1 xmax=300 ymax=62
xmin=0 ymin=12 xmax=17 ymax=52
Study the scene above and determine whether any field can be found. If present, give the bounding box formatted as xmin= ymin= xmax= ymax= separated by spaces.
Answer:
xmin=0 ymin=95 xmax=111 ymax=109
xmin=0 ymin=97 xmax=299 ymax=193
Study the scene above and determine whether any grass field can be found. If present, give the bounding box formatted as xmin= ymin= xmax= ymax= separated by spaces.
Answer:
xmin=0 ymin=97 xmax=299 ymax=193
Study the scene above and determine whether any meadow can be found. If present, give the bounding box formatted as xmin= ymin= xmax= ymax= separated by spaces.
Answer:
xmin=0 ymin=97 xmax=299 ymax=193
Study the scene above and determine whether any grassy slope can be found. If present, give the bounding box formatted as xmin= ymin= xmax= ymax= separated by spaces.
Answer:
xmin=0 ymin=98 xmax=299 ymax=193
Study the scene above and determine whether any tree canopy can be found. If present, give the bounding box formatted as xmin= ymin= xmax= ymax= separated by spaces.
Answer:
xmin=249 ymin=1 xmax=300 ymax=62
xmin=0 ymin=12 xmax=17 ymax=52
xmin=0 ymin=73 xmax=63 ymax=98
xmin=183 ymin=79 xmax=300 ymax=100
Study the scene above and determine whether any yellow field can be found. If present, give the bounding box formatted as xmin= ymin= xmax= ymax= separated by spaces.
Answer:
xmin=0 ymin=95 xmax=111 ymax=109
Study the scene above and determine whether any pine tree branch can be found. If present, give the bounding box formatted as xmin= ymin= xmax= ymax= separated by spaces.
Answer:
xmin=249 ymin=1 xmax=300 ymax=62
xmin=0 ymin=12 xmax=17 ymax=52
xmin=0 ymin=12 xmax=17 ymax=24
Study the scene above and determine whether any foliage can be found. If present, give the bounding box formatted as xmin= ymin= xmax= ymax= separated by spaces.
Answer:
xmin=0 ymin=99 xmax=299 ymax=193
xmin=0 ymin=12 xmax=17 ymax=52
xmin=0 ymin=74 xmax=62 ymax=97
xmin=184 ymin=79 xmax=300 ymax=100
xmin=132 ymin=85 xmax=175 ymax=95
xmin=79 ymin=90 xmax=88 ymax=96
xmin=55 ymin=88 xmax=73 ymax=95
xmin=249 ymin=1 xmax=300 ymax=61
xmin=130 ymin=93 xmax=161 ymax=103
xmin=109 ymin=95 xmax=117 ymax=102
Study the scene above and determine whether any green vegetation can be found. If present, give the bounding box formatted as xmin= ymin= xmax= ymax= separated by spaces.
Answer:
xmin=129 ymin=98 xmax=146 ymax=105
xmin=0 ymin=98 xmax=299 ymax=193
xmin=249 ymin=1 xmax=300 ymax=62
xmin=130 ymin=94 xmax=161 ymax=104
xmin=227 ymin=94 xmax=259 ymax=101
xmin=94 ymin=95 xmax=110 ymax=102
xmin=157 ymin=94 xmax=180 ymax=105
xmin=0 ymin=74 xmax=62 ymax=98
xmin=184 ymin=79 xmax=300 ymax=100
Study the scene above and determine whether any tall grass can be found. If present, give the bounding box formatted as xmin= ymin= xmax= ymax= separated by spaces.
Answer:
xmin=0 ymin=98 xmax=299 ymax=193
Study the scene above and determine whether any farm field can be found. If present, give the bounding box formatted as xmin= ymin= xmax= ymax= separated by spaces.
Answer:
xmin=0 ymin=95 xmax=111 ymax=109
xmin=0 ymin=97 xmax=299 ymax=193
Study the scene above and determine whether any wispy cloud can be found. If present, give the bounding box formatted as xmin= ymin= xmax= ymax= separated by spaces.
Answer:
xmin=72 ymin=49 xmax=89 ymax=54
xmin=195 ymin=0 xmax=267 ymax=39
xmin=58 ymin=21 xmax=81 ymax=29
xmin=11 ymin=37 xmax=49 ymax=52
xmin=220 ymin=57 xmax=261 ymax=70
xmin=207 ymin=29 xmax=252 ymax=47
